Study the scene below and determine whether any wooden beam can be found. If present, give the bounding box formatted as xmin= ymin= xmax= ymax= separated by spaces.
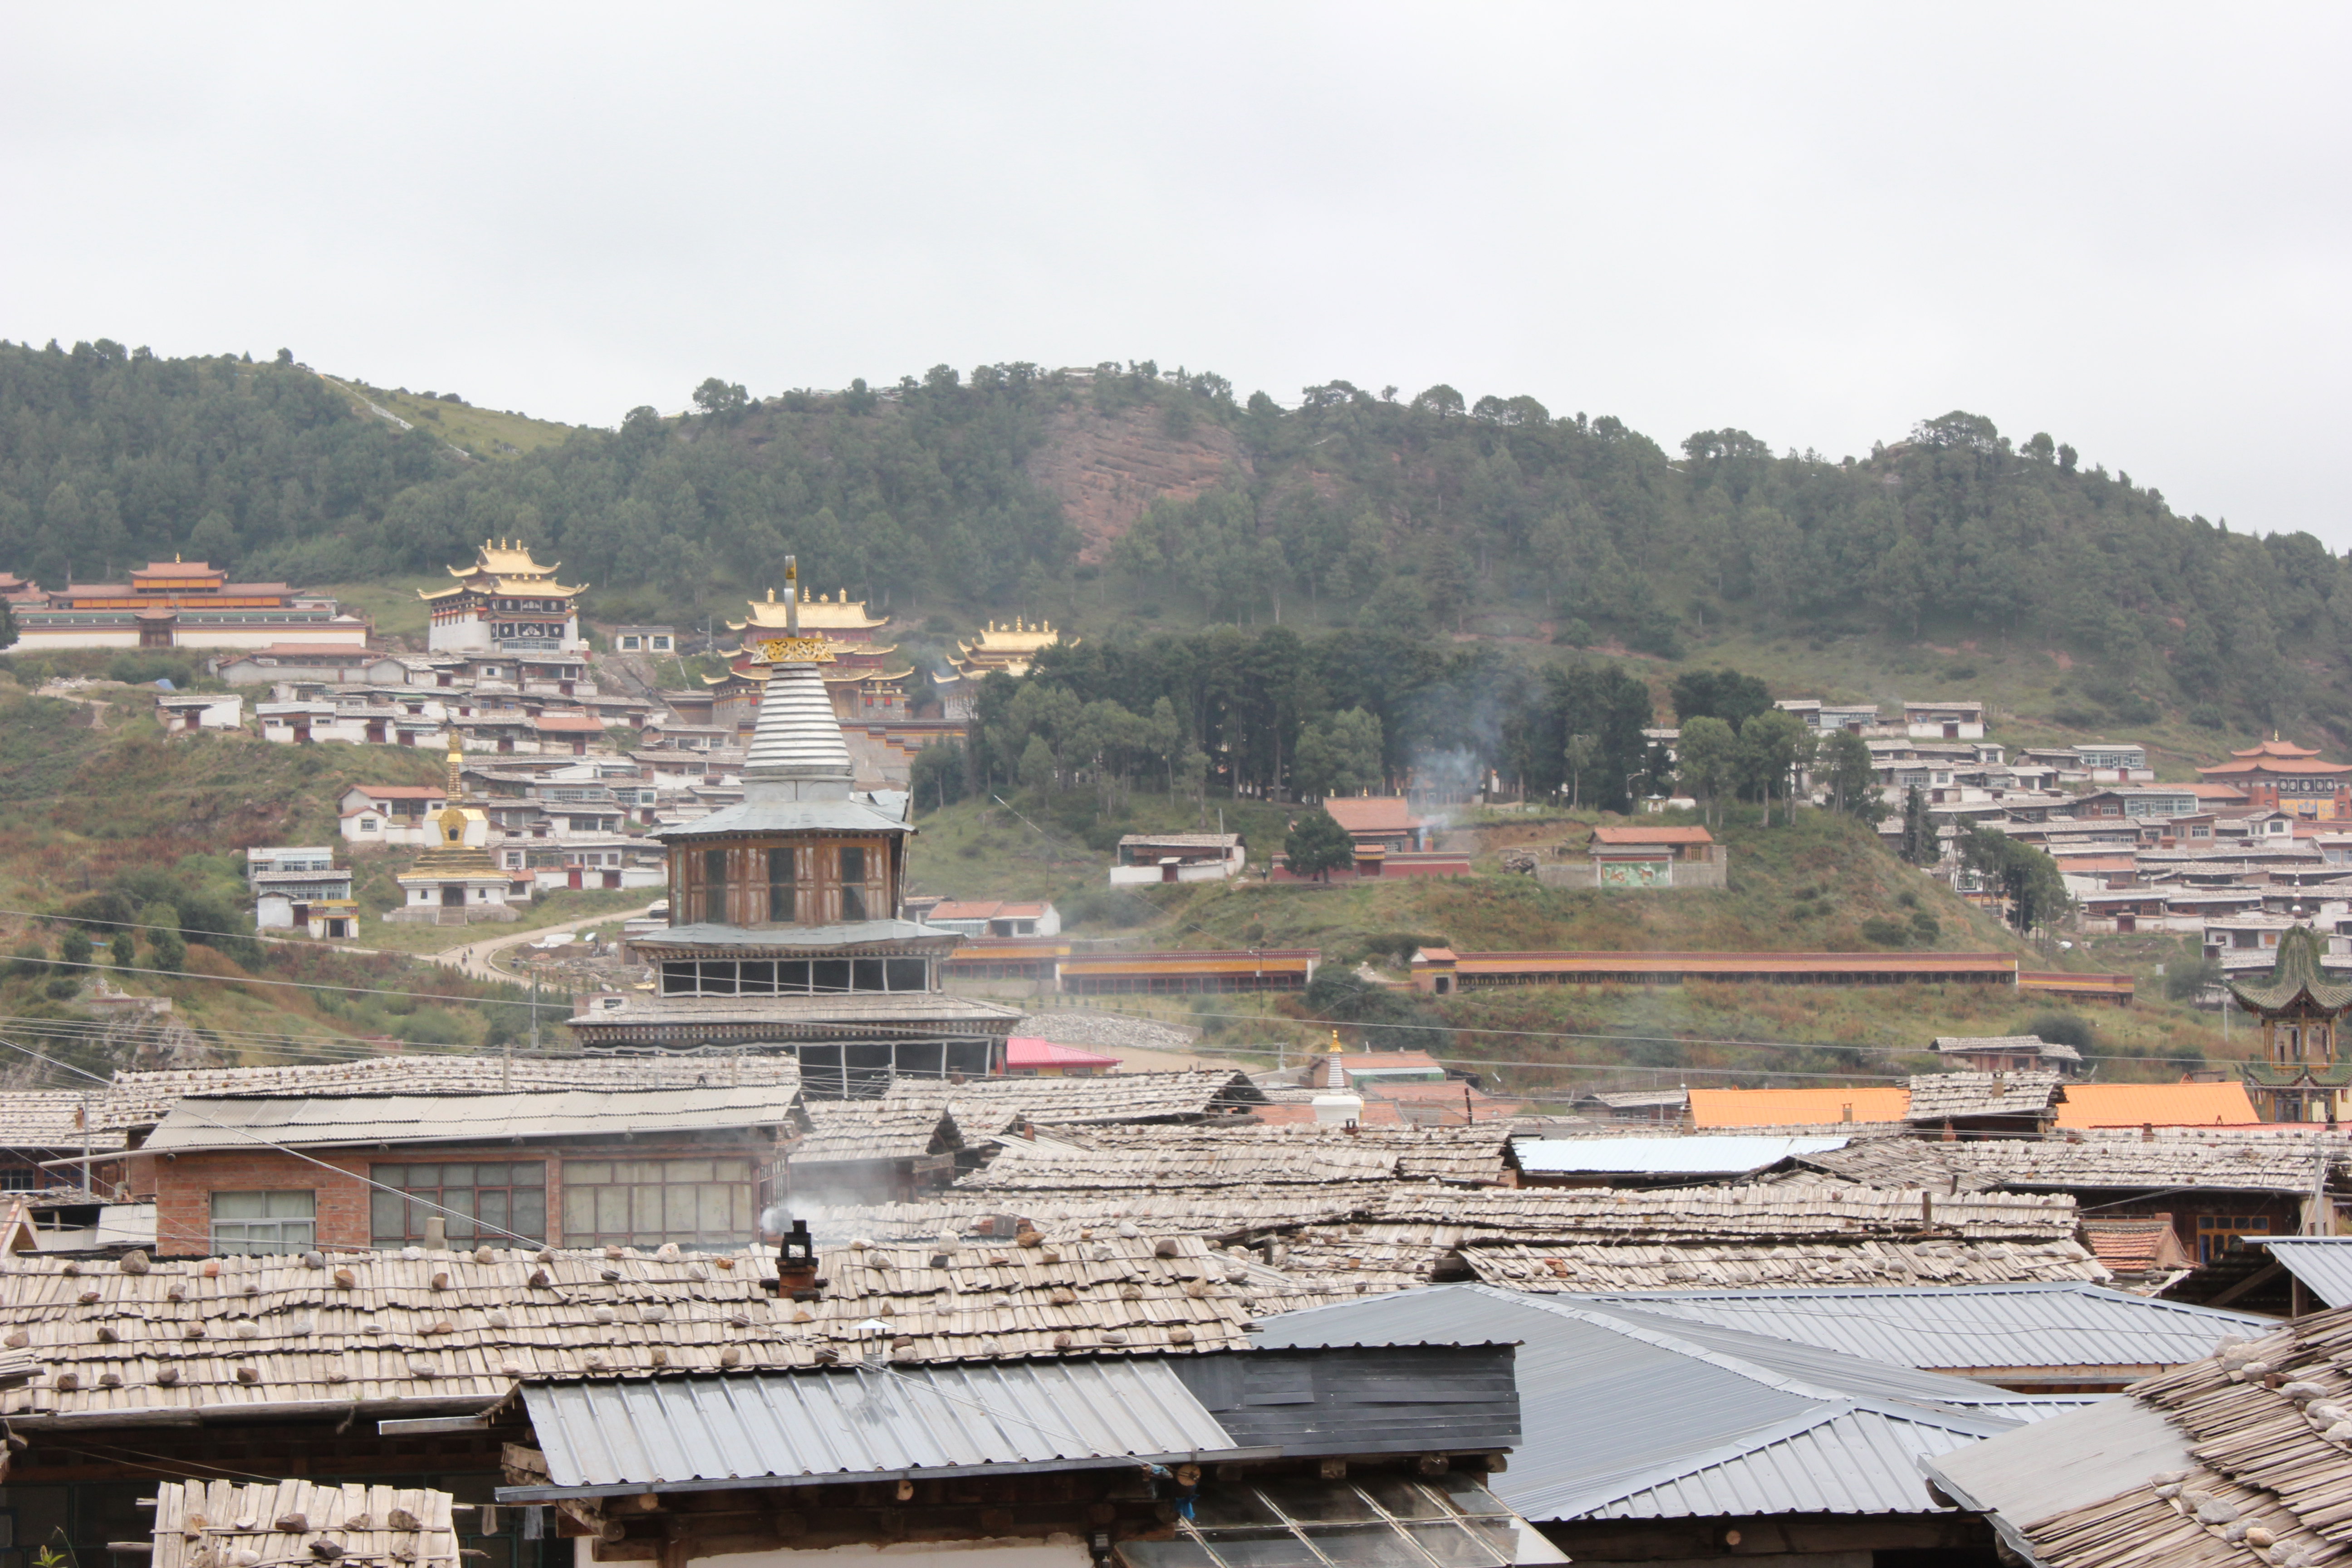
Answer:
xmin=2206 ymin=1258 xmax=2286 ymax=1309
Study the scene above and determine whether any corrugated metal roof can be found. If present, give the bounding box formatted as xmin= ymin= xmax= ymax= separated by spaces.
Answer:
xmin=1566 ymin=1402 xmax=2008 ymax=1521
xmin=1923 ymin=1394 xmax=2194 ymax=1553
xmin=1566 ymin=1283 xmax=2269 ymax=1373
xmin=1688 ymin=1086 xmax=1912 ymax=1127
xmin=511 ymin=1359 xmax=1238 ymax=1496
xmin=142 ymin=1085 xmax=801 ymax=1153
xmin=2053 ymin=1081 xmax=2261 ymax=1129
xmin=2257 ymin=1236 xmax=2352 ymax=1308
xmin=1512 ymin=1135 xmax=1849 ymax=1176
xmin=1250 ymin=1285 xmax=2056 ymax=1524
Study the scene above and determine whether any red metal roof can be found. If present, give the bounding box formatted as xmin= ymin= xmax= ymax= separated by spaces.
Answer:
xmin=1002 ymin=1037 xmax=1120 ymax=1071
xmin=1447 ymin=950 xmax=2019 ymax=977
xmin=1323 ymin=798 xmax=1421 ymax=834
xmin=1591 ymin=825 xmax=1715 ymax=845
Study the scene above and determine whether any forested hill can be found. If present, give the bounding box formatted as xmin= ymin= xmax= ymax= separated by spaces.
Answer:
xmin=3 ymin=339 xmax=2347 ymax=733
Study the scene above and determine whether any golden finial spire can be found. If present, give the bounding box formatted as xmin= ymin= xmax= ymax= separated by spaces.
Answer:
xmin=1328 ymin=1029 xmax=1343 ymax=1054
xmin=445 ymin=731 xmax=463 ymax=799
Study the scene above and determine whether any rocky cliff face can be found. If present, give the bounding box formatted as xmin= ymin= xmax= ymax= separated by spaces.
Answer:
xmin=1024 ymin=403 xmax=1250 ymax=563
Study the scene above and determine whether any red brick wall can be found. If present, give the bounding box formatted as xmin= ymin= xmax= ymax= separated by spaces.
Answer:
xmin=151 ymin=1135 xmax=778 ymax=1257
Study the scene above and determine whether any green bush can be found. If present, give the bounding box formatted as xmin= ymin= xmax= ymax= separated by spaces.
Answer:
xmin=1858 ymin=916 xmax=1911 ymax=948
xmin=2026 ymin=1011 xmax=2097 ymax=1053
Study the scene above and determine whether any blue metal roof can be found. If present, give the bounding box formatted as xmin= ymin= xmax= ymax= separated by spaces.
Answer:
xmin=509 ymin=1358 xmax=1237 ymax=1498
xmin=1251 ymin=1285 xmax=2077 ymax=1524
xmin=1563 ymin=1281 xmax=2269 ymax=1372
xmin=2256 ymin=1235 xmax=2352 ymax=1308
xmin=1511 ymin=1135 xmax=1850 ymax=1176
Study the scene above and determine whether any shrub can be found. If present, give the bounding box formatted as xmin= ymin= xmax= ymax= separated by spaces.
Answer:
xmin=1858 ymin=916 xmax=1911 ymax=948
xmin=1908 ymin=911 xmax=1940 ymax=945
xmin=2165 ymin=956 xmax=2222 ymax=1002
xmin=2026 ymin=1011 xmax=2096 ymax=1053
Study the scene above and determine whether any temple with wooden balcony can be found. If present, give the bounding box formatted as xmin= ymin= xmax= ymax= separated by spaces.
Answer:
xmin=568 ymin=562 xmax=1017 ymax=1087
xmin=704 ymin=587 xmax=915 ymax=728
xmin=418 ymin=539 xmax=588 ymax=654
xmin=2228 ymin=924 xmax=2352 ymax=1123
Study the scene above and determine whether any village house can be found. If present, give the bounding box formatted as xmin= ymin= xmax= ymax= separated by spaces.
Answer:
xmin=1112 ymin=831 xmax=1246 ymax=884
xmin=154 ymin=691 xmax=245 ymax=733
xmin=924 ymin=898 xmax=1062 ymax=938
xmin=2071 ymin=784 xmax=2201 ymax=819
xmin=609 ymin=622 xmax=675 ymax=652
xmin=1537 ymin=824 xmax=1726 ymax=889
xmin=138 ymin=1083 xmax=799 ymax=1255
xmin=246 ymin=845 xmax=355 ymax=933
xmin=215 ymin=645 xmax=411 ymax=685
xmin=340 ymin=783 xmax=451 ymax=844
xmin=1930 ymin=1033 xmax=2084 ymax=1076
xmin=1905 ymin=697 xmax=1987 ymax=739
xmin=2072 ymin=740 xmax=2152 ymax=780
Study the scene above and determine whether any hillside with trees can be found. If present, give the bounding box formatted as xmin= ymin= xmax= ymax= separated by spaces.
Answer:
xmin=5 ymin=339 xmax=2348 ymax=740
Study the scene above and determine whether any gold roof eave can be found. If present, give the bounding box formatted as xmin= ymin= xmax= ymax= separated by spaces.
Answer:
xmin=733 ymin=587 xmax=889 ymax=632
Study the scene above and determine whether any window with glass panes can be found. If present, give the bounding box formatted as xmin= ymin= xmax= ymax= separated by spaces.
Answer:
xmin=839 ymin=844 xmax=867 ymax=921
xmin=703 ymin=848 xmax=729 ymax=922
xmin=560 ymin=1157 xmax=753 ymax=1250
xmin=210 ymin=1190 xmax=316 ymax=1254
xmin=371 ymin=1162 xmax=547 ymax=1246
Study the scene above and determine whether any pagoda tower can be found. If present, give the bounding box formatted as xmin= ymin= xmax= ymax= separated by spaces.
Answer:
xmin=2228 ymin=925 xmax=2352 ymax=1123
xmin=565 ymin=559 xmax=1018 ymax=1088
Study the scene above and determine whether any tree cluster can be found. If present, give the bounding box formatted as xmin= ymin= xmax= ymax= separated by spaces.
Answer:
xmin=965 ymin=627 xmax=1658 ymax=811
xmin=11 ymin=343 xmax=2350 ymax=735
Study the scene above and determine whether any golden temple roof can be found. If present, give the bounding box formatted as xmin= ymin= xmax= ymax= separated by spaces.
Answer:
xmin=420 ymin=539 xmax=585 ymax=600
xmin=730 ymin=586 xmax=889 ymax=632
xmin=962 ymin=617 xmax=1065 ymax=652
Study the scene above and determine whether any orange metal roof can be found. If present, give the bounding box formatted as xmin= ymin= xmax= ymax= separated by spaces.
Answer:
xmin=1251 ymin=1100 xmax=1405 ymax=1126
xmin=2054 ymin=1082 xmax=2261 ymax=1129
xmin=1448 ymin=951 xmax=2018 ymax=977
xmin=2230 ymin=739 xmax=2324 ymax=759
xmin=2018 ymin=970 xmax=2136 ymax=996
xmin=1323 ymin=798 xmax=1421 ymax=834
xmin=1059 ymin=950 xmax=1316 ymax=975
xmin=1689 ymin=1086 xmax=1912 ymax=1127
xmin=1591 ymin=825 xmax=1715 ymax=845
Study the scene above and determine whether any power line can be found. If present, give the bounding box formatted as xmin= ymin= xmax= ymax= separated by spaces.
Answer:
xmin=0 ymin=1034 xmax=548 ymax=1248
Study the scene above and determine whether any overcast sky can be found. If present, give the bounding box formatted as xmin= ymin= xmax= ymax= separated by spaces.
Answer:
xmin=4 ymin=5 xmax=2347 ymax=543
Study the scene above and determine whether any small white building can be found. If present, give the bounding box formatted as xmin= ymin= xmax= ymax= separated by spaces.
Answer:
xmin=924 ymin=899 xmax=1062 ymax=938
xmin=155 ymin=692 xmax=244 ymax=734
xmin=611 ymin=624 xmax=676 ymax=653
xmin=1904 ymin=699 xmax=1986 ymax=740
xmin=1111 ymin=832 xmax=1247 ymax=885
xmin=247 ymin=845 xmax=338 ymax=883
xmin=338 ymin=784 xmax=451 ymax=845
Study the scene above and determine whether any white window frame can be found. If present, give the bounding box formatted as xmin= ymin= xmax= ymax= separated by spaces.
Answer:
xmin=211 ymin=1190 xmax=316 ymax=1254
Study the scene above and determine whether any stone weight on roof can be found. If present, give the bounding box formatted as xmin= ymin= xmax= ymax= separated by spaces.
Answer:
xmin=0 ymin=1236 xmax=1253 ymax=1425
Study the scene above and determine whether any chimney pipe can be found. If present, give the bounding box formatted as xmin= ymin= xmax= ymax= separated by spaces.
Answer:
xmin=774 ymin=1218 xmax=818 ymax=1298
